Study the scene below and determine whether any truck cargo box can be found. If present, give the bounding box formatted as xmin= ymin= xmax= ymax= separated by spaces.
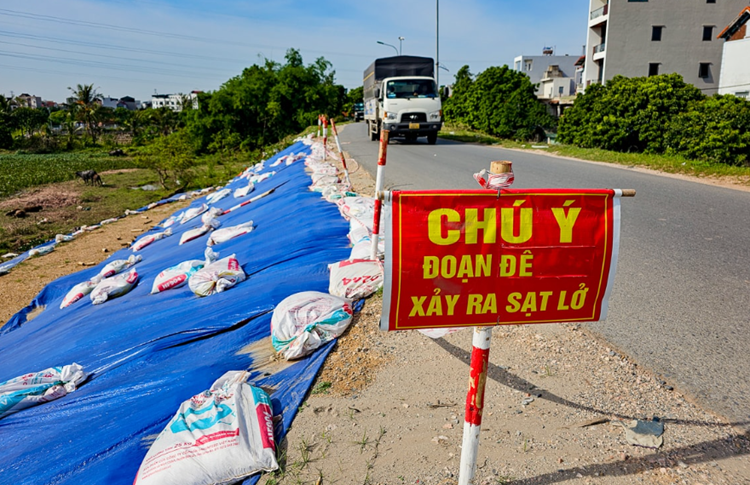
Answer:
xmin=363 ymin=56 xmax=434 ymax=100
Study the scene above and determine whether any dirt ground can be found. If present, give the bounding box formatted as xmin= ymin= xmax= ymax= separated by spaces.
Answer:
xmin=1 ymin=134 xmax=749 ymax=484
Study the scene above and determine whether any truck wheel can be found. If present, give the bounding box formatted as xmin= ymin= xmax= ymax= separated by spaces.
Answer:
xmin=427 ymin=132 xmax=438 ymax=145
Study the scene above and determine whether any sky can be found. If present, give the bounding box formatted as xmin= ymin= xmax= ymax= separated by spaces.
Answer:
xmin=0 ymin=0 xmax=590 ymax=103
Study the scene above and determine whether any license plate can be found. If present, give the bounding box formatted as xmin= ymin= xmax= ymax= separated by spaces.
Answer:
xmin=409 ymin=122 xmax=420 ymax=130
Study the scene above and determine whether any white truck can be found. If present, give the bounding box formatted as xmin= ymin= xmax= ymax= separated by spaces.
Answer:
xmin=363 ymin=55 xmax=442 ymax=144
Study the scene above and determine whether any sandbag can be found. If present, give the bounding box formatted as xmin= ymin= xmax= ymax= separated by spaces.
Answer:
xmin=207 ymin=221 xmax=254 ymax=247
xmin=180 ymin=204 xmax=208 ymax=224
xmin=205 ymin=188 xmax=231 ymax=205
xmin=188 ymin=254 xmax=246 ymax=297
xmin=328 ymin=260 xmax=383 ymax=300
xmin=60 ymin=280 xmax=99 ymax=309
xmin=0 ymin=363 xmax=87 ymax=420
xmin=271 ymin=291 xmax=353 ymax=360
xmin=28 ymin=245 xmax=55 ymax=257
xmin=201 ymin=207 xmax=224 ymax=224
xmin=233 ymin=182 xmax=255 ymax=198
xmin=133 ymin=371 xmax=277 ymax=485
xmin=151 ymin=249 xmax=217 ymax=294
xmin=132 ymin=228 xmax=172 ymax=252
xmin=180 ymin=216 xmax=220 ymax=245
xmin=91 ymin=268 xmax=138 ymax=305
xmin=98 ymin=254 xmax=141 ymax=279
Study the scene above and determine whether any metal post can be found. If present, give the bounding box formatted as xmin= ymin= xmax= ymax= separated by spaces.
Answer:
xmin=317 ymin=115 xmax=321 ymax=138
xmin=371 ymin=129 xmax=389 ymax=260
xmin=322 ymin=117 xmax=328 ymax=161
xmin=458 ymin=326 xmax=492 ymax=485
xmin=329 ymin=119 xmax=351 ymax=189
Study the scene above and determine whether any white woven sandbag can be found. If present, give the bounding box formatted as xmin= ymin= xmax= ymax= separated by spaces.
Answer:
xmin=328 ymin=260 xmax=383 ymax=300
xmin=271 ymin=291 xmax=353 ymax=360
xmin=133 ymin=371 xmax=277 ymax=485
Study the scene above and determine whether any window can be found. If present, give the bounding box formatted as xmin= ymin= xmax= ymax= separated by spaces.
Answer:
xmin=699 ymin=63 xmax=711 ymax=78
xmin=703 ymin=26 xmax=714 ymax=41
xmin=735 ymin=91 xmax=749 ymax=99
xmin=649 ymin=63 xmax=660 ymax=76
xmin=524 ymin=59 xmax=533 ymax=71
xmin=652 ymin=26 xmax=663 ymax=41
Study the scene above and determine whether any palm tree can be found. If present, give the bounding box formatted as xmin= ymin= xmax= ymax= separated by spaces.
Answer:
xmin=67 ymin=83 xmax=102 ymax=142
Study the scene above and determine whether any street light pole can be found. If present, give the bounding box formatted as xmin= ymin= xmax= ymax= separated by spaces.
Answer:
xmin=398 ymin=36 xmax=405 ymax=55
xmin=436 ymin=0 xmax=440 ymax=90
xmin=377 ymin=41 xmax=398 ymax=56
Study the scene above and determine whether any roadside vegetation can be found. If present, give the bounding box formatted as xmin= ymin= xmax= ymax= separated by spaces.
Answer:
xmin=439 ymin=69 xmax=750 ymax=183
xmin=0 ymin=48 xmax=350 ymax=253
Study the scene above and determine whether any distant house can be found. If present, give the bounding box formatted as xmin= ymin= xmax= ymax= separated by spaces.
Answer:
xmin=16 ymin=93 xmax=43 ymax=109
xmin=717 ymin=6 xmax=750 ymax=99
xmin=151 ymin=91 xmax=199 ymax=112
xmin=512 ymin=51 xmax=579 ymax=98
xmin=98 ymin=96 xmax=141 ymax=110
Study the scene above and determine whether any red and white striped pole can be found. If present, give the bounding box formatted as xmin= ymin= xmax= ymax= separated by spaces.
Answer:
xmin=370 ymin=129 xmax=389 ymax=260
xmin=458 ymin=326 xmax=493 ymax=485
xmin=322 ymin=116 xmax=328 ymax=161
xmin=329 ymin=119 xmax=352 ymax=189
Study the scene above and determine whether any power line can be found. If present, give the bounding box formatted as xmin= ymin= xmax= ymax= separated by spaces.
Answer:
xmin=0 ymin=51 xmax=221 ymax=80
xmin=0 ymin=29 xmax=243 ymax=64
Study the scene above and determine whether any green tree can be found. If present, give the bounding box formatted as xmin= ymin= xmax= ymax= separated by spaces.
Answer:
xmin=665 ymin=94 xmax=750 ymax=165
xmin=135 ymin=131 xmax=196 ymax=189
xmin=442 ymin=65 xmax=474 ymax=125
xmin=67 ymin=83 xmax=103 ymax=142
xmin=0 ymin=96 xmax=14 ymax=148
xmin=11 ymin=107 xmax=49 ymax=137
xmin=182 ymin=49 xmax=345 ymax=153
xmin=558 ymin=74 xmax=703 ymax=153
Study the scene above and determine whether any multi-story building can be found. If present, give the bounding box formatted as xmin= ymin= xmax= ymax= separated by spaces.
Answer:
xmin=717 ymin=6 xmax=750 ymax=98
xmin=16 ymin=93 xmax=43 ymax=109
xmin=583 ymin=0 xmax=748 ymax=94
xmin=151 ymin=92 xmax=199 ymax=112
xmin=512 ymin=51 xmax=579 ymax=98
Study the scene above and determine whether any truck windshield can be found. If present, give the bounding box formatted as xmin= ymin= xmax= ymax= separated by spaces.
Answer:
xmin=385 ymin=80 xmax=437 ymax=99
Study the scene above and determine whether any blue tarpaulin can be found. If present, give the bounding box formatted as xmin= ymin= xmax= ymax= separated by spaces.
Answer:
xmin=0 ymin=140 xmax=351 ymax=484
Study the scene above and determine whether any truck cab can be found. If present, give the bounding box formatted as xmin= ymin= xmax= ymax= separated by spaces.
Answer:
xmin=363 ymin=56 xmax=442 ymax=144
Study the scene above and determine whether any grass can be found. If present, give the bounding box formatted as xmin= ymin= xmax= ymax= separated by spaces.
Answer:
xmin=311 ymin=381 xmax=332 ymax=395
xmin=439 ymin=123 xmax=750 ymax=184
xmin=0 ymin=151 xmax=137 ymax=197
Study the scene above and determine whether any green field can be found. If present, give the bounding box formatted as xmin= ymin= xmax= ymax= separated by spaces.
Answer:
xmin=0 ymin=151 xmax=137 ymax=197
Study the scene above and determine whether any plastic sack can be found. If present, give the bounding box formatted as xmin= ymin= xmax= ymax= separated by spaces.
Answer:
xmin=180 ymin=203 xmax=208 ymax=224
xmin=179 ymin=217 xmax=220 ymax=245
xmin=233 ymin=182 xmax=255 ymax=198
xmin=418 ymin=327 xmax=466 ymax=339
xmin=271 ymin=291 xmax=353 ymax=360
xmin=188 ymin=254 xmax=246 ymax=297
xmin=328 ymin=260 xmax=383 ymax=300
xmin=99 ymin=254 xmax=141 ymax=279
xmin=133 ymin=371 xmax=277 ymax=485
xmin=151 ymin=248 xmax=217 ymax=294
xmin=207 ymin=221 xmax=254 ymax=247
xmin=60 ymin=280 xmax=99 ymax=309
xmin=206 ymin=188 xmax=231 ymax=205
xmin=132 ymin=228 xmax=172 ymax=252
xmin=55 ymin=234 xmax=75 ymax=243
xmin=28 ymin=245 xmax=55 ymax=257
xmin=91 ymin=268 xmax=138 ymax=305
xmin=0 ymin=363 xmax=87 ymax=420
xmin=201 ymin=207 xmax=224 ymax=224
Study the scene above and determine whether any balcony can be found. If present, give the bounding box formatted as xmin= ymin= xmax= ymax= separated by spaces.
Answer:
xmin=589 ymin=4 xmax=608 ymax=27
xmin=590 ymin=4 xmax=608 ymax=20
xmin=592 ymin=42 xmax=606 ymax=60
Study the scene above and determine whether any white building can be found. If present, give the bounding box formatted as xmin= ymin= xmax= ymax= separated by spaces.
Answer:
xmin=512 ymin=51 xmax=579 ymax=98
xmin=718 ymin=6 xmax=750 ymax=99
xmin=583 ymin=0 xmax=749 ymax=94
xmin=151 ymin=92 xmax=199 ymax=112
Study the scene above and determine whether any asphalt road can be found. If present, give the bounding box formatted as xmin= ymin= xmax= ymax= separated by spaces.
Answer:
xmin=338 ymin=122 xmax=750 ymax=430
